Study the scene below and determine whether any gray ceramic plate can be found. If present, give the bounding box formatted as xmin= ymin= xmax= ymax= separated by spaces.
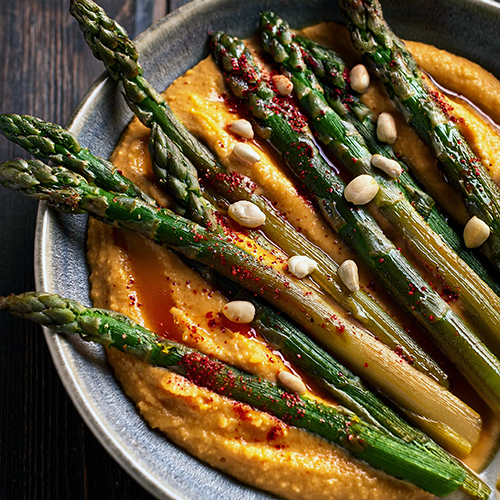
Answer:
xmin=34 ymin=0 xmax=500 ymax=499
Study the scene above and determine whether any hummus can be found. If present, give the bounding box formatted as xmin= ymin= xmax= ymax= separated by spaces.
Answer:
xmin=86 ymin=21 xmax=500 ymax=500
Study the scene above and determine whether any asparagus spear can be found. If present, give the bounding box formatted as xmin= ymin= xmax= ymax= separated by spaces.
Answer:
xmin=209 ymin=31 xmax=500 ymax=424
xmin=148 ymin=123 xmax=218 ymax=228
xmin=65 ymin=0 xmax=448 ymax=384
xmin=146 ymin=116 xmax=443 ymax=383
xmin=0 ymin=157 xmax=482 ymax=454
xmin=339 ymin=0 xmax=500 ymax=272
xmin=0 ymin=291 xmax=466 ymax=496
xmin=0 ymin=113 xmax=154 ymax=205
xmin=145 ymin=116 xmax=470 ymax=460
xmin=214 ymin=273 xmax=404 ymax=432
xmin=260 ymin=12 xmax=500 ymax=358
xmin=294 ymin=33 xmax=500 ymax=297
xmin=215 ymin=279 xmax=489 ymax=499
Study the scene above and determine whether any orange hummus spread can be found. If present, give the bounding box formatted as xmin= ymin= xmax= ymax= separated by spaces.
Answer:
xmin=86 ymin=21 xmax=500 ymax=500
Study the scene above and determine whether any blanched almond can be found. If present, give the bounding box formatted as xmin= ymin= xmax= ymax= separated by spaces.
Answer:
xmin=377 ymin=112 xmax=397 ymax=145
xmin=222 ymin=301 xmax=256 ymax=323
xmin=371 ymin=154 xmax=403 ymax=178
xmin=233 ymin=143 xmax=260 ymax=164
xmin=228 ymin=119 xmax=254 ymax=139
xmin=350 ymin=64 xmax=370 ymax=94
xmin=272 ymin=74 xmax=294 ymax=96
xmin=278 ymin=371 xmax=307 ymax=395
xmin=463 ymin=216 xmax=490 ymax=248
xmin=228 ymin=200 xmax=266 ymax=228
xmin=338 ymin=260 xmax=360 ymax=292
xmin=288 ymin=255 xmax=318 ymax=278
xmin=344 ymin=175 xmax=379 ymax=205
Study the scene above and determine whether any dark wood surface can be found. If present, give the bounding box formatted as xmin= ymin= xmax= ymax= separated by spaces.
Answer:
xmin=0 ymin=1 xmax=189 ymax=498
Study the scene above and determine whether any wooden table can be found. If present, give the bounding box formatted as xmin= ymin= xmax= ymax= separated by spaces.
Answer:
xmin=0 ymin=1 xmax=189 ymax=498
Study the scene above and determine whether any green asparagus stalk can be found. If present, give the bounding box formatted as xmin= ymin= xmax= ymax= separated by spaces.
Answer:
xmin=147 ymin=115 xmax=455 ymax=432
xmin=0 ymin=113 xmax=154 ymax=205
xmin=260 ymin=12 xmax=500 ymax=358
xmin=67 ymin=0 xmax=447 ymax=385
xmin=249 ymin=202 xmax=448 ymax=385
xmin=0 ymin=157 xmax=482 ymax=455
xmin=148 ymin=123 xmax=218 ymax=228
xmin=0 ymin=291 xmax=466 ymax=496
xmin=339 ymin=0 xmax=500 ymax=272
xmin=210 ymin=31 xmax=500 ymax=425
xmin=214 ymin=273 xmax=404 ymax=432
xmin=214 ymin=278 xmax=489 ymax=499
xmin=294 ymin=33 xmax=500 ymax=297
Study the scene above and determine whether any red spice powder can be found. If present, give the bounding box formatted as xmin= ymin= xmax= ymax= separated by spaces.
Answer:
xmin=209 ymin=170 xmax=257 ymax=195
xmin=429 ymin=90 xmax=454 ymax=116
xmin=268 ymin=94 xmax=309 ymax=133
xmin=181 ymin=352 xmax=226 ymax=393
xmin=266 ymin=426 xmax=284 ymax=442
xmin=233 ymin=402 xmax=252 ymax=421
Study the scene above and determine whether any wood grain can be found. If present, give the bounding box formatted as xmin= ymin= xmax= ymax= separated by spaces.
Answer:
xmin=0 ymin=1 xmax=189 ymax=498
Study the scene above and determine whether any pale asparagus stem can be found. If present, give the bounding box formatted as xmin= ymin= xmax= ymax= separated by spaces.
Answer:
xmin=257 ymin=199 xmax=447 ymax=385
xmin=67 ymin=0 xmax=447 ymax=383
xmin=290 ymin=24 xmax=500 ymax=355
xmin=0 ymin=106 xmax=460 ymax=484
xmin=223 ymin=280 xmax=489 ymax=500
xmin=339 ymin=0 xmax=500 ymax=273
xmin=0 ymin=157 xmax=482 ymax=455
xmin=0 ymin=116 xmax=446 ymax=381
xmin=0 ymin=291 xmax=467 ymax=496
